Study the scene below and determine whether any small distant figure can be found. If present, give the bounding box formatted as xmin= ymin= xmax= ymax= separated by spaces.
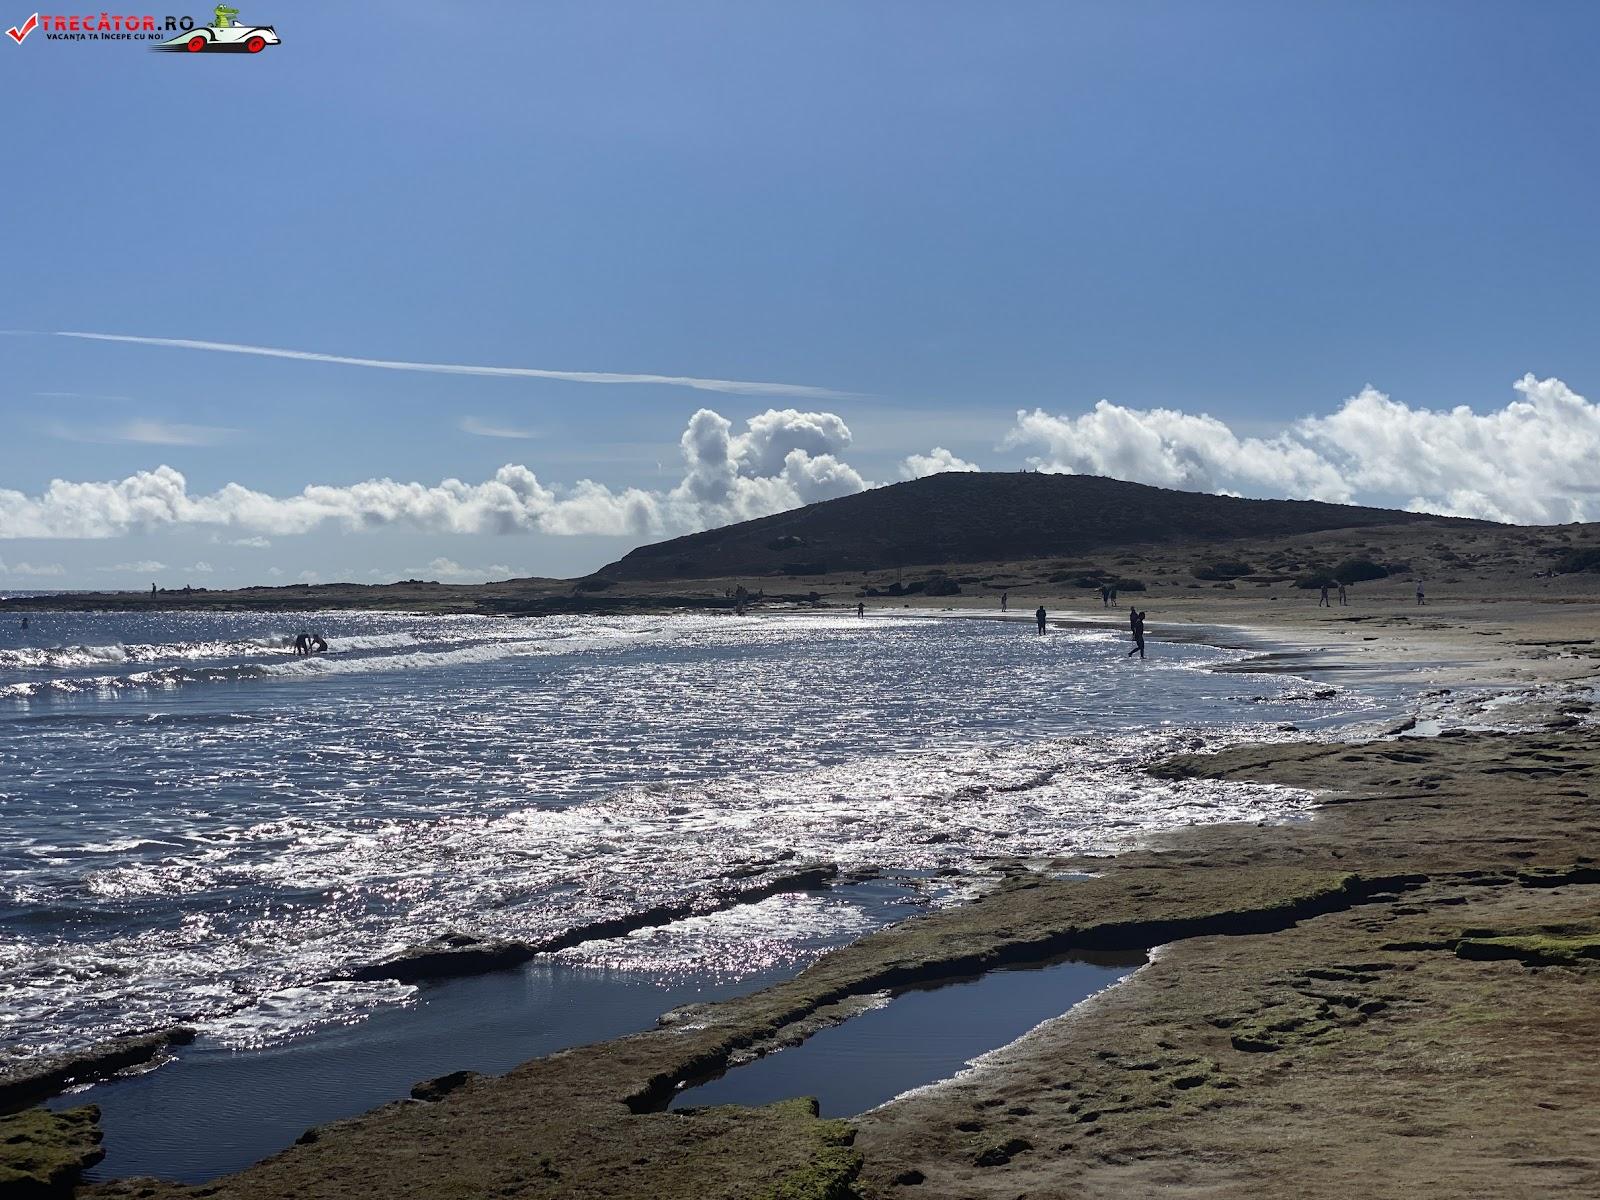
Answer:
xmin=19 ymin=615 xmax=28 ymax=630
xmin=856 ymin=601 xmax=865 ymax=618
xmin=1416 ymin=580 xmax=1425 ymax=606
xmin=1318 ymin=582 xmax=1331 ymax=607
xmin=735 ymin=584 xmax=748 ymax=616
xmin=293 ymin=632 xmax=310 ymax=656
xmin=1127 ymin=607 xmax=1147 ymax=659
xmin=1337 ymin=582 xmax=1348 ymax=606
xmin=310 ymin=634 xmax=328 ymax=654
xmin=1109 ymin=585 xmax=1119 ymax=605
xmin=1000 ymin=591 xmax=1008 ymax=612
xmin=1099 ymin=585 xmax=1110 ymax=609
xmin=150 ymin=582 xmax=157 ymax=598
xmin=1035 ymin=605 xmax=1047 ymax=635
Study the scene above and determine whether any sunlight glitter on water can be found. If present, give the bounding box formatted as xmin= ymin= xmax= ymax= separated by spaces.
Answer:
xmin=1 ymin=610 xmax=1388 ymax=1059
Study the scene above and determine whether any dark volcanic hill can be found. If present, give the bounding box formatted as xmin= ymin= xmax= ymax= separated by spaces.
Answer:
xmin=595 ymin=473 xmax=1488 ymax=581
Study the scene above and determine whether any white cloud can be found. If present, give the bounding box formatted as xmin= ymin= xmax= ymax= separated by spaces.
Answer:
xmin=49 ymin=420 xmax=237 ymax=446
xmin=0 ymin=557 xmax=65 ymax=577
xmin=735 ymin=409 xmax=855 ymax=477
xmin=119 ymin=421 xmax=236 ymax=446
xmin=227 ymin=536 xmax=272 ymax=548
xmin=1005 ymin=375 xmax=1600 ymax=524
xmin=190 ymin=561 xmax=214 ymax=573
xmin=0 ymin=407 xmax=876 ymax=542
xmin=901 ymin=447 xmax=981 ymax=479
xmin=461 ymin=416 xmax=537 ymax=440
xmin=1006 ymin=402 xmax=1350 ymax=501
xmin=45 ymin=331 xmax=848 ymax=399
xmin=1296 ymin=376 xmax=1600 ymax=524
xmin=412 ymin=557 xmax=515 ymax=582
xmin=673 ymin=407 xmax=866 ymax=522
xmin=8 ymin=379 xmax=1597 ymax=557
xmin=95 ymin=560 xmax=167 ymax=573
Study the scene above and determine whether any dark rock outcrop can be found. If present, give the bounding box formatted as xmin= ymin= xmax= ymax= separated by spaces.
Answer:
xmin=410 ymin=1070 xmax=480 ymax=1102
xmin=347 ymin=933 xmax=534 ymax=984
xmin=0 ymin=1028 xmax=194 ymax=1113
xmin=347 ymin=865 xmax=839 ymax=984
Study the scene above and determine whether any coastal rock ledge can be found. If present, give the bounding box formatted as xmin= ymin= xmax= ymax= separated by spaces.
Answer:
xmin=0 ymin=1029 xmax=195 ymax=1113
xmin=345 ymin=863 xmax=840 ymax=985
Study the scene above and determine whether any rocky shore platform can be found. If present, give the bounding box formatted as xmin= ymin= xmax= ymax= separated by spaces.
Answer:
xmin=4 ymin=688 xmax=1591 ymax=1198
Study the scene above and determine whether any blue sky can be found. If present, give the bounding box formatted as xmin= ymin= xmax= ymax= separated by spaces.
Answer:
xmin=4 ymin=1 xmax=1600 ymax=588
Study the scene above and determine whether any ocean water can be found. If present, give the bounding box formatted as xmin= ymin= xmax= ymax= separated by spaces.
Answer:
xmin=1 ymin=608 xmax=1387 ymax=1066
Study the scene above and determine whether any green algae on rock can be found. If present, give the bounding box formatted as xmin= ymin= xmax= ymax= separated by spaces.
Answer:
xmin=0 ymin=1106 xmax=105 ymax=1198
xmin=749 ymin=1100 xmax=861 ymax=1200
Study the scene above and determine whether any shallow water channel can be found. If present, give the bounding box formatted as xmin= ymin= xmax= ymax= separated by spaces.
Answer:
xmin=670 ymin=951 xmax=1144 ymax=1116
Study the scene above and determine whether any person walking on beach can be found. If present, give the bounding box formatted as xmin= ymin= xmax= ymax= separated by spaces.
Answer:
xmin=1318 ymin=581 xmax=1331 ymax=607
xmin=1035 ymin=605 xmax=1047 ymax=635
xmin=856 ymin=601 xmax=865 ymax=618
xmin=1001 ymin=591 xmax=1008 ymax=612
xmin=1109 ymin=584 xmax=1119 ymax=605
xmin=1416 ymin=579 xmax=1426 ymax=606
xmin=1127 ymin=608 xmax=1147 ymax=658
xmin=1338 ymin=581 xmax=1348 ymax=606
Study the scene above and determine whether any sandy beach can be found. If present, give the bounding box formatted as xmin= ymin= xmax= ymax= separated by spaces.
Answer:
xmin=7 ymin=567 xmax=1595 ymax=1199
xmin=862 ymin=516 xmax=1600 ymax=687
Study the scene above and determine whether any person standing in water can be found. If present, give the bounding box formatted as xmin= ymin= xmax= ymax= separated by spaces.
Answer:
xmin=1034 ymin=605 xmax=1047 ymax=634
xmin=1127 ymin=608 xmax=1147 ymax=658
xmin=293 ymin=632 xmax=310 ymax=656
xmin=856 ymin=601 xmax=865 ymax=618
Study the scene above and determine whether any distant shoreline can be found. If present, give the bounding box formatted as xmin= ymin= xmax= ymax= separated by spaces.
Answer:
xmin=6 ymin=515 xmax=1596 ymax=684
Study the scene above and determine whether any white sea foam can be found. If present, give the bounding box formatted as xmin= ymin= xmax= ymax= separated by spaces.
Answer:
xmin=197 ymin=981 xmax=419 ymax=1050
xmin=0 ymin=631 xmax=422 ymax=674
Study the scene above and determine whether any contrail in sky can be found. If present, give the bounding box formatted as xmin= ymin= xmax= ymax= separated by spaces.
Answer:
xmin=35 ymin=331 xmax=850 ymax=399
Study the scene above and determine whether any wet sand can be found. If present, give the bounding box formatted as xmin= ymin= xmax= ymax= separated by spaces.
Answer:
xmin=7 ymin=571 xmax=1599 ymax=1198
